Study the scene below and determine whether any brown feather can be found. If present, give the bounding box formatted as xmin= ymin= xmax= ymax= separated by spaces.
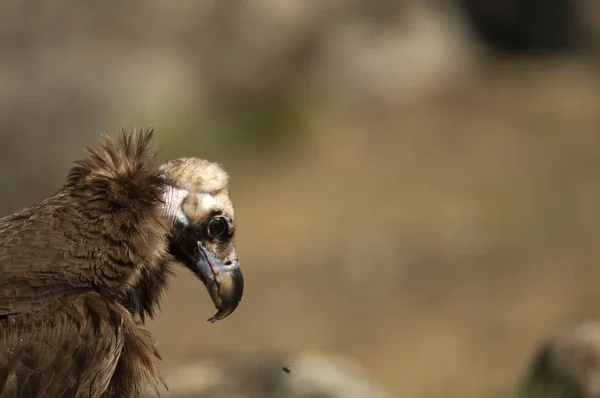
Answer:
xmin=0 ymin=128 xmax=172 ymax=397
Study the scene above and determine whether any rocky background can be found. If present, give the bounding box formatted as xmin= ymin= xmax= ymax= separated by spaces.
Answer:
xmin=1 ymin=1 xmax=600 ymax=397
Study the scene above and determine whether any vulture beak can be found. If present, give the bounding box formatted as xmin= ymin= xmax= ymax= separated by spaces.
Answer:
xmin=195 ymin=242 xmax=244 ymax=323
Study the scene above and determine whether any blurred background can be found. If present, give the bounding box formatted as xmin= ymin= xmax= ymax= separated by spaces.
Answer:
xmin=0 ymin=0 xmax=600 ymax=397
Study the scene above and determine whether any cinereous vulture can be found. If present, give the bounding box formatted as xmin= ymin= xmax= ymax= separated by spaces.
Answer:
xmin=0 ymin=128 xmax=243 ymax=397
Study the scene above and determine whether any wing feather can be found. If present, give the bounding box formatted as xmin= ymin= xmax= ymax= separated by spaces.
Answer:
xmin=0 ymin=293 xmax=127 ymax=398
xmin=0 ymin=205 xmax=93 ymax=317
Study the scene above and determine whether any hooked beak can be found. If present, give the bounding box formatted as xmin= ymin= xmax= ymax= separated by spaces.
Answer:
xmin=196 ymin=242 xmax=244 ymax=322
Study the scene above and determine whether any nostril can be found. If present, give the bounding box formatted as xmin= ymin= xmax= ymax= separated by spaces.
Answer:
xmin=224 ymin=261 xmax=232 ymax=266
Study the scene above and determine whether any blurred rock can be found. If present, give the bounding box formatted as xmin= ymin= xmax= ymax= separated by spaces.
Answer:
xmin=160 ymin=352 xmax=398 ymax=398
xmin=461 ymin=0 xmax=578 ymax=53
xmin=311 ymin=1 xmax=479 ymax=108
xmin=0 ymin=0 xmax=482 ymax=179
xmin=578 ymin=0 xmax=600 ymax=51
xmin=460 ymin=0 xmax=600 ymax=54
xmin=520 ymin=321 xmax=600 ymax=398
xmin=190 ymin=0 xmax=479 ymax=111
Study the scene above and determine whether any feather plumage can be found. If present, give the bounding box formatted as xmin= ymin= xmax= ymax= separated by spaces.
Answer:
xmin=0 ymin=128 xmax=172 ymax=397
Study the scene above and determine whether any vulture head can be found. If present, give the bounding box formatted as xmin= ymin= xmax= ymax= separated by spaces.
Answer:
xmin=160 ymin=158 xmax=243 ymax=322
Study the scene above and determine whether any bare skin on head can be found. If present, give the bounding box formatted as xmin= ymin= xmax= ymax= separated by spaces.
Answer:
xmin=161 ymin=158 xmax=243 ymax=322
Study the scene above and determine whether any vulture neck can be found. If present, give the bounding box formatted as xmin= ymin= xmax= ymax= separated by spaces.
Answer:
xmin=63 ymin=130 xmax=175 ymax=323
xmin=119 ymin=257 xmax=174 ymax=323
xmin=117 ymin=186 xmax=190 ymax=322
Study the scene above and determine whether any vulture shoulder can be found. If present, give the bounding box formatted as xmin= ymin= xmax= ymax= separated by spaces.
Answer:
xmin=0 ymin=129 xmax=170 ymax=397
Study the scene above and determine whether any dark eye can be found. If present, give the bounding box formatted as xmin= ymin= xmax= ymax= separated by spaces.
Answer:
xmin=207 ymin=217 xmax=228 ymax=238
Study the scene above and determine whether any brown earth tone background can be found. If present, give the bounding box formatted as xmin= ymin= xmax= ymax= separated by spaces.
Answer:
xmin=0 ymin=1 xmax=599 ymax=397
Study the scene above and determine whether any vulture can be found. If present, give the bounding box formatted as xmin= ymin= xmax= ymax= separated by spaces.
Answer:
xmin=0 ymin=128 xmax=244 ymax=397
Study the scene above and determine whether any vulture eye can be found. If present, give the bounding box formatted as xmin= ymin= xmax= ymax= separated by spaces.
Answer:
xmin=207 ymin=217 xmax=228 ymax=238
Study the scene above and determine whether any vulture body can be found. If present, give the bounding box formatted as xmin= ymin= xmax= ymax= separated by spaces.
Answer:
xmin=0 ymin=129 xmax=243 ymax=397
